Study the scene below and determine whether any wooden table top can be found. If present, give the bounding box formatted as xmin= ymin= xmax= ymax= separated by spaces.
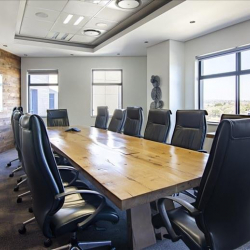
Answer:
xmin=206 ymin=132 xmax=215 ymax=139
xmin=48 ymin=126 xmax=209 ymax=210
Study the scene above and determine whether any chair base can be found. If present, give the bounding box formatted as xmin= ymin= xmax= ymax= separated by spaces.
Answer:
xmin=51 ymin=232 xmax=114 ymax=250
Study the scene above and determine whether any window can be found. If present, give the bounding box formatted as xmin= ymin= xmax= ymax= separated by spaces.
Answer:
xmin=92 ymin=70 xmax=122 ymax=116
xmin=199 ymin=49 xmax=250 ymax=122
xmin=28 ymin=70 xmax=58 ymax=116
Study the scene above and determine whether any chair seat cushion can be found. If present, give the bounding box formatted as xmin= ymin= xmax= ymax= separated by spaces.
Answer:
xmin=50 ymin=191 xmax=119 ymax=237
xmin=168 ymin=207 xmax=206 ymax=250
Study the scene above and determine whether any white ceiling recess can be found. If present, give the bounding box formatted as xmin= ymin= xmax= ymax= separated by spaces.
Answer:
xmin=1 ymin=0 xmax=250 ymax=57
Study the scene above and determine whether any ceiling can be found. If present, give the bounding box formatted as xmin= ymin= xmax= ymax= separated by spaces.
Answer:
xmin=1 ymin=0 xmax=250 ymax=57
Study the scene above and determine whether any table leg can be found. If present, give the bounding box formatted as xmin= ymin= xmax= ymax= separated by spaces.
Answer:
xmin=127 ymin=203 xmax=156 ymax=250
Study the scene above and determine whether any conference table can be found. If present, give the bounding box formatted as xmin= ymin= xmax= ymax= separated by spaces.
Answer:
xmin=47 ymin=126 xmax=209 ymax=250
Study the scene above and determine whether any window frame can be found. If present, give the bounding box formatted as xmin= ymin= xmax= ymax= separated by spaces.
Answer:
xmin=91 ymin=69 xmax=123 ymax=117
xmin=198 ymin=49 xmax=250 ymax=124
xmin=28 ymin=71 xmax=59 ymax=117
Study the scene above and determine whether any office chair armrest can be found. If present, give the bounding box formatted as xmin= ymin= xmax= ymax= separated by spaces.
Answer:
xmin=158 ymin=196 xmax=200 ymax=216
xmin=198 ymin=149 xmax=207 ymax=153
xmin=55 ymin=190 xmax=106 ymax=229
xmin=58 ymin=166 xmax=79 ymax=187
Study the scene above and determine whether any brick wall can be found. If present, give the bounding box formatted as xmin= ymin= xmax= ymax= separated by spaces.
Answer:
xmin=0 ymin=49 xmax=21 ymax=153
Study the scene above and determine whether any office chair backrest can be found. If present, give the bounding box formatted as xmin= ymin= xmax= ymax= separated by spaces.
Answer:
xmin=20 ymin=114 xmax=64 ymax=238
xmin=11 ymin=107 xmax=23 ymax=147
xmin=220 ymin=113 xmax=250 ymax=121
xmin=95 ymin=106 xmax=109 ymax=129
xmin=144 ymin=109 xmax=171 ymax=143
xmin=195 ymin=119 xmax=250 ymax=249
xmin=108 ymin=109 xmax=126 ymax=133
xmin=13 ymin=110 xmax=23 ymax=162
xmin=171 ymin=110 xmax=207 ymax=151
xmin=47 ymin=109 xmax=69 ymax=127
xmin=123 ymin=107 xmax=144 ymax=137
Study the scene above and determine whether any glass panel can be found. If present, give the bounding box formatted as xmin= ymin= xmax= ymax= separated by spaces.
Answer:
xmin=202 ymin=76 xmax=236 ymax=122
xmin=241 ymin=50 xmax=250 ymax=70
xmin=93 ymin=70 xmax=122 ymax=84
xmin=30 ymin=74 xmax=58 ymax=84
xmin=92 ymin=85 xmax=122 ymax=116
xmin=0 ymin=74 xmax=2 ymax=112
xmin=201 ymin=54 xmax=236 ymax=76
xmin=240 ymin=75 xmax=250 ymax=115
xmin=29 ymin=86 xmax=58 ymax=116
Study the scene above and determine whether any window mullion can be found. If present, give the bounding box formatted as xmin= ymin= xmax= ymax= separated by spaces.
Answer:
xmin=236 ymin=52 xmax=241 ymax=114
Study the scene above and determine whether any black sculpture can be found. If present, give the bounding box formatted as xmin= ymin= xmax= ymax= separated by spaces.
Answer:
xmin=150 ymin=75 xmax=164 ymax=109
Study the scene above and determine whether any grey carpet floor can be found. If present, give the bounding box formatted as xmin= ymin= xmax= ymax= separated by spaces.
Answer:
xmin=0 ymin=148 xmax=249 ymax=250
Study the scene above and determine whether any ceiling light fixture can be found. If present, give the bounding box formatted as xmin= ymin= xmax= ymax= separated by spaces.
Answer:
xmin=74 ymin=16 xmax=84 ymax=26
xmin=70 ymin=54 xmax=74 ymax=56
xmin=52 ymin=32 xmax=60 ymax=39
xmin=84 ymin=29 xmax=101 ymax=37
xmin=64 ymin=14 xmax=73 ymax=24
xmin=96 ymin=23 xmax=108 ymax=28
xmin=61 ymin=33 xmax=69 ymax=40
xmin=190 ymin=21 xmax=196 ymax=24
xmin=93 ymin=0 xmax=101 ymax=3
xmin=3 ymin=45 xmax=7 ymax=47
xmin=24 ymin=54 xmax=28 ymax=57
xmin=117 ymin=0 xmax=140 ymax=9
xmin=35 ymin=12 xmax=48 ymax=18
xmin=144 ymin=41 xmax=148 ymax=44
xmin=117 ymin=53 xmax=120 ymax=56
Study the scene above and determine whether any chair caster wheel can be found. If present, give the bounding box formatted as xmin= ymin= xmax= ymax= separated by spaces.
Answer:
xmin=14 ymin=186 xmax=19 ymax=192
xmin=9 ymin=173 xmax=14 ymax=177
xmin=18 ymin=226 xmax=26 ymax=234
xmin=44 ymin=238 xmax=52 ymax=248
xmin=17 ymin=197 xmax=22 ymax=203
xmin=7 ymin=162 xmax=11 ymax=167
xmin=28 ymin=207 xmax=33 ymax=213
xmin=17 ymin=177 xmax=22 ymax=183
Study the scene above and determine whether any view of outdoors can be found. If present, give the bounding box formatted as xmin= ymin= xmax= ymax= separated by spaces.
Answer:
xmin=29 ymin=74 xmax=58 ymax=116
xmin=0 ymin=75 xmax=2 ymax=112
xmin=200 ymin=51 xmax=250 ymax=122
xmin=92 ymin=70 xmax=122 ymax=116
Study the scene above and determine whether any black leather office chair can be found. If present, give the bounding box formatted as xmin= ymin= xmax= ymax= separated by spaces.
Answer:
xmin=108 ymin=109 xmax=126 ymax=133
xmin=19 ymin=114 xmax=119 ymax=249
xmin=144 ymin=109 xmax=172 ymax=143
xmin=171 ymin=110 xmax=207 ymax=151
xmin=8 ymin=107 xmax=23 ymax=174
xmin=95 ymin=106 xmax=109 ymax=129
xmin=47 ymin=109 xmax=69 ymax=127
xmin=123 ymin=107 xmax=144 ymax=137
xmin=153 ymin=118 xmax=250 ymax=250
xmin=221 ymin=113 xmax=250 ymax=121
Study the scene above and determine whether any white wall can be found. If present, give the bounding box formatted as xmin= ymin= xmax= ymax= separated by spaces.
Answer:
xmin=184 ymin=19 xmax=250 ymax=151
xmin=21 ymin=57 xmax=147 ymax=130
xmin=147 ymin=40 xmax=185 ymax=140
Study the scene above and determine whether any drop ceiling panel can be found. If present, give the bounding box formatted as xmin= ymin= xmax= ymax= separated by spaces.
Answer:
xmin=21 ymin=17 xmax=54 ymax=32
xmin=20 ymin=26 xmax=50 ymax=38
xmin=24 ymin=5 xmax=60 ymax=23
xmin=51 ymin=12 xmax=90 ymax=33
xmin=84 ymin=17 xmax=117 ymax=31
xmin=27 ymin=0 xmax=68 ymax=12
xmin=70 ymin=34 xmax=97 ymax=43
xmin=63 ymin=1 xmax=103 ymax=16
xmin=96 ymin=7 xmax=132 ymax=22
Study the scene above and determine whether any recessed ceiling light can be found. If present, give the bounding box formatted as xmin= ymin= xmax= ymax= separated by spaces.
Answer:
xmin=70 ymin=54 xmax=74 ymax=56
xmin=74 ymin=16 xmax=84 ymax=26
xmin=190 ymin=21 xmax=196 ymax=24
xmin=24 ymin=54 xmax=28 ymax=57
xmin=144 ymin=41 xmax=148 ymax=44
xmin=93 ymin=0 xmax=101 ymax=3
xmin=52 ymin=32 xmax=60 ymax=39
xmin=117 ymin=53 xmax=120 ymax=56
xmin=96 ymin=23 xmax=108 ymax=28
xmin=35 ymin=12 xmax=48 ymax=18
xmin=64 ymin=14 xmax=73 ymax=24
xmin=84 ymin=29 xmax=101 ymax=37
xmin=3 ymin=45 xmax=7 ymax=47
xmin=117 ymin=0 xmax=140 ymax=9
